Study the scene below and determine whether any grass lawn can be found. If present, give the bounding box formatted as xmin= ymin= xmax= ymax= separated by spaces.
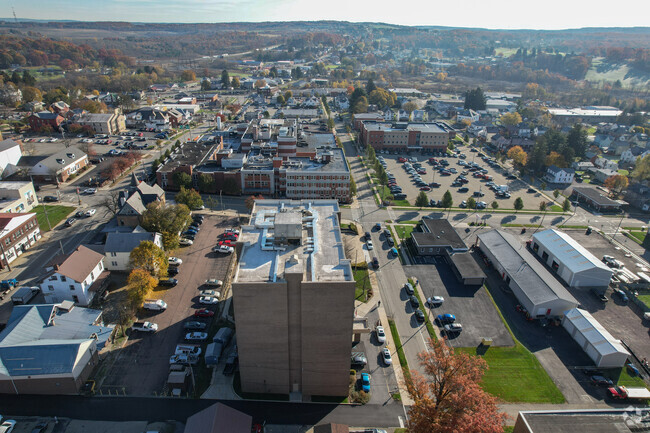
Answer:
xmin=637 ymin=294 xmax=650 ymax=309
xmin=629 ymin=230 xmax=646 ymax=243
xmin=392 ymin=199 xmax=410 ymax=206
xmin=33 ymin=205 xmax=75 ymax=232
xmin=609 ymin=367 xmax=648 ymax=388
xmin=388 ymin=319 xmax=411 ymax=385
xmin=353 ymin=267 xmax=371 ymax=302
xmin=618 ymin=169 xmax=630 ymax=176
xmin=395 ymin=224 xmax=417 ymax=239
xmin=459 ymin=344 xmax=565 ymax=403
xmin=550 ymin=205 xmax=563 ymax=212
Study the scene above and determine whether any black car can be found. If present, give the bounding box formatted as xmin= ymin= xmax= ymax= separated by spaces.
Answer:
xmin=43 ymin=195 xmax=59 ymax=202
xmin=409 ymin=295 xmax=420 ymax=308
xmin=414 ymin=309 xmax=425 ymax=322
xmin=527 ymin=188 xmax=536 ymax=193
xmin=364 ymin=231 xmax=371 ymax=241
xmin=184 ymin=320 xmax=208 ymax=330
xmin=372 ymin=257 xmax=379 ymax=269
xmin=167 ymin=267 xmax=179 ymax=276
xmin=590 ymin=375 xmax=614 ymax=386
xmin=158 ymin=278 xmax=178 ymax=287
xmin=458 ymin=187 xmax=469 ymax=193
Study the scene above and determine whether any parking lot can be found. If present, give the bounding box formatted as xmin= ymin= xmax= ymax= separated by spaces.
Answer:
xmin=407 ymin=263 xmax=514 ymax=347
xmin=377 ymin=148 xmax=543 ymax=210
xmin=97 ymin=214 xmax=238 ymax=396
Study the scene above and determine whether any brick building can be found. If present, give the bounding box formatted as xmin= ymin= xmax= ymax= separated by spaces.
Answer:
xmin=359 ymin=121 xmax=452 ymax=152
xmin=0 ymin=212 xmax=41 ymax=269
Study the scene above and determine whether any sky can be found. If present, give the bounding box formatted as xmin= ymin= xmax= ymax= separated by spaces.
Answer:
xmin=8 ymin=0 xmax=650 ymax=30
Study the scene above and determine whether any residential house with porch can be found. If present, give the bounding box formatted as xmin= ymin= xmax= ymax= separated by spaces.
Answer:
xmin=545 ymin=165 xmax=575 ymax=185
xmin=41 ymin=245 xmax=108 ymax=306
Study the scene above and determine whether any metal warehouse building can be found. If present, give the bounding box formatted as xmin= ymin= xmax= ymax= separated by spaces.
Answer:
xmin=478 ymin=230 xmax=578 ymax=318
xmin=531 ymin=229 xmax=613 ymax=289
xmin=562 ymin=308 xmax=630 ymax=368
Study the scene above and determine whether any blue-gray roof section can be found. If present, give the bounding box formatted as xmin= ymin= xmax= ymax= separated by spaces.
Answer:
xmin=105 ymin=231 xmax=159 ymax=253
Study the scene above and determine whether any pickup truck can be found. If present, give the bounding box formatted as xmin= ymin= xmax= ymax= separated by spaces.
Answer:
xmin=607 ymin=386 xmax=650 ymax=400
xmin=130 ymin=322 xmax=158 ymax=333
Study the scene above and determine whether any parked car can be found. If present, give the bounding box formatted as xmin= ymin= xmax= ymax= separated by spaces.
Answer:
xmin=351 ymin=353 xmax=367 ymax=368
xmin=200 ymin=289 xmax=220 ymax=297
xmin=414 ymin=309 xmax=425 ymax=322
xmin=185 ymin=332 xmax=209 ymax=341
xmin=83 ymin=188 xmax=97 ymax=194
xmin=426 ymin=296 xmax=444 ymax=307
xmin=205 ymin=279 xmax=223 ymax=287
xmin=158 ymin=278 xmax=178 ymax=287
xmin=168 ymin=257 xmax=183 ymax=265
xmin=371 ymin=257 xmax=379 ymax=269
xmin=376 ymin=325 xmax=386 ymax=344
xmin=444 ymin=323 xmax=463 ymax=333
xmin=65 ymin=218 xmax=77 ymax=227
xmin=184 ymin=320 xmax=208 ymax=330
xmin=366 ymin=240 xmax=374 ymax=250
xmin=199 ymin=296 xmax=219 ymax=305
xmin=613 ymin=289 xmax=629 ymax=303
xmin=131 ymin=321 xmax=158 ymax=333
xmin=404 ymin=282 xmax=414 ymax=295
xmin=436 ymin=313 xmax=456 ymax=324
xmin=213 ymin=245 xmax=234 ymax=254
xmin=43 ymin=195 xmax=59 ymax=202
xmin=409 ymin=295 xmax=420 ymax=308
xmin=218 ymin=240 xmax=235 ymax=247
xmin=179 ymin=238 xmax=194 ymax=246
xmin=361 ymin=373 xmax=371 ymax=392
xmin=167 ymin=267 xmax=179 ymax=276
xmin=590 ymin=375 xmax=614 ymax=386
xmin=85 ymin=208 xmax=96 ymax=217
xmin=382 ymin=348 xmax=392 ymax=365
xmin=194 ymin=309 xmax=215 ymax=318
xmin=390 ymin=247 xmax=398 ymax=256
xmin=0 ymin=420 xmax=16 ymax=433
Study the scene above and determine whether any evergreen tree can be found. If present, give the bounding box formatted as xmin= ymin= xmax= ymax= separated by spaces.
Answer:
xmin=366 ymin=78 xmax=377 ymax=94
xmin=221 ymin=69 xmax=230 ymax=87
xmin=464 ymin=87 xmax=486 ymax=111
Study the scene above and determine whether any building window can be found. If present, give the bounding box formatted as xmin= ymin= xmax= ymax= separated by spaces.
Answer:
xmin=72 ymin=295 xmax=79 ymax=303
xmin=61 ymin=276 xmax=67 ymax=282
xmin=110 ymin=252 xmax=117 ymax=257
xmin=111 ymin=261 xmax=118 ymax=267
xmin=48 ymin=285 xmax=54 ymax=291
xmin=69 ymin=285 xmax=75 ymax=291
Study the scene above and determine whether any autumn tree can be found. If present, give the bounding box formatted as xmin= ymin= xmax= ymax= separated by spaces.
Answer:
xmin=22 ymin=86 xmax=42 ymax=103
xmin=403 ymin=101 xmax=419 ymax=113
xmin=231 ymin=76 xmax=240 ymax=88
xmin=604 ymin=175 xmax=629 ymax=195
xmin=407 ymin=338 xmax=508 ymax=433
xmin=197 ymin=173 xmax=215 ymax=193
xmin=126 ymin=268 xmax=159 ymax=309
xmin=175 ymin=186 xmax=204 ymax=210
xmin=507 ymin=146 xmax=527 ymax=169
xmin=141 ymin=203 xmax=192 ymax=250
xmin=129 ymin=240 xmax=168 ymax=277
xmin=631 ymin=155 xmax=650 ymax=181
xmin=500 ymin=111 xmax=522 ymax=127
xmin=181 ymin=70 xmax=196 ymax=81
xmin=245 ymin=194 xmax=264 ymax=211
xmin=368 ymin=88 xmax=397 ymax=108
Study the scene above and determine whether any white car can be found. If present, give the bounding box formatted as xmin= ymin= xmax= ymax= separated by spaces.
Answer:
xmin=444 ymin=323 xmax=463 ymax=333
xmin=199 ymin=296 xmax=219 ymax=305
xmin=185 ymin=331 xmax=208 ymax=341
xmin=427 ymin=296 xmax=445 ymax=307
xmin=168 ymin=257 xmax=182 ymax=265
xmin=169 ymin=354 xmax=198 ymax=365
xmin=376 ymin=325 xmax=386 ymax=344
xmin=382 ymin=348 xmax=392 ymax=365
xmin=200 ymin=289 xmax=220 ymax=298
xmin=213 ymin=245 xmax=234 ymax=254
xmin=224 ymin=228 xmax=240 ymax=235
xmin=366 ymin=240 xmax=374 ymax=250
xmin=0 ymin=420 xmax=16 ymax=433
xmin=204 ymin=278 xmax=223 ymax=287
xmin=179 ymin=238 xmax=193 ymax=246
xmin=83 ymin=188 xmax=97 ymax=194
xmin=85 ymin=208 xmax=96 ymax=217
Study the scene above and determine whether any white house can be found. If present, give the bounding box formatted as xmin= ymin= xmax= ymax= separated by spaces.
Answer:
xmin=593 ymin=157 xmax=619 ymax=171
xmin=457 ymin=109 xmax=480 ymax=123
xmin=30 ymin=147 xmax=88 ymax=183
xmin=41 ymin=246 xmax=108 ymax=306
xmin=620 ymin=147 xmax=650 ymax=165
xmin=104 ymin=227 xmax=163 ymax=271
xmin=0 ymin=139 xmax=23 ymax=179
xmin=545 ymin=165 xmax=575 ymax=185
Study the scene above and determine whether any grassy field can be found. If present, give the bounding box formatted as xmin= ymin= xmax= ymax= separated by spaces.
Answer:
xmin=395 ymin=224 xmax=417 ymax=239
xmin=459 ymin=344 xmax=565 ymax=403
xmin=638 ymin=294 xmax=650 ymax=309
xmin=33 ymin=205 xmax=75 ymax=232
xmin=353 ymin=267 xmax=371 ymax=302
xmin=550 ymin=205 xmax=563 ymax=212
xmin=618 ymin=169 xmax=630 ymax=176
xmin=628 ymin=230 xmax=646 ymax=244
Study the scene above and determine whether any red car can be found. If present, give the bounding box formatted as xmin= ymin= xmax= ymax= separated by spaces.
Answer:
xmin=420 ymin=186 xmax=431 ymax=191
xmin=430 ymin=182 xmax=441 ymax=187
xmin=218 ymin=240 xmax=234 ymax=247
xmin=194 ymin=309 xmax=215 ymax=318
xmin=398 ymin=157 xmax=407 ymax=162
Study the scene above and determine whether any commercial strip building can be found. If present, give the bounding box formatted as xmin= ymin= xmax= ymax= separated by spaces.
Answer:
xmin=30 ymin=147 xmax=89 ymax=184
xmin=0 ymin=212 xmax=41 ymax=269
xmin=513 ymin=409 xmax=650 ymax=433
xmin=0 ymin=301 xmax=114 ymax=394
xmin=547 ymin=106 xmax=623 ymax=124
xmin=530 ymin=229 xmax=613 ymax=289
xmin=562 ymin=308 xmax=630 ymax=368
xmin=359 ymin=121 xmax=453 ymax=152
xmin=571 ymin=186 xmax=623 ymax=212
xmin=477 ymin=230 xmax=578 ymax=318
xmin=232 ymin=200 xmax=355 ymax=398
xmin=73 ymin=109 xmax=126 ymax=135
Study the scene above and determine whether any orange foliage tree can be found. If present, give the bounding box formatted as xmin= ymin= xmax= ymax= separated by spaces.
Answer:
xmin=407 ymin=338 xmax=508 ymax=433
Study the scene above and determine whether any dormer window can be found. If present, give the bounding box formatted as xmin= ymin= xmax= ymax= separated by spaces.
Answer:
xmin=56 ymin=159 xmax=65 ymax=164
xmin=66 ymin=153 xmax=75 ymax=159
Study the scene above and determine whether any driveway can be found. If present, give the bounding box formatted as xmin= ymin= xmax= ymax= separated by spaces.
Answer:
xmin=408 ymin=262 xmax=514 ymax=348
xmin=97 ymin=214 xmax=238 ymax=396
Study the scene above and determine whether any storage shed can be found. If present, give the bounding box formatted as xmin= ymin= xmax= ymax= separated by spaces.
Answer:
xmin=531 ymin=229 xmax=613 ymax=289
xmin=477 ymin=230 xmax=578 ymax=318
xmin=562 ymin=308 xmax=630 ymax=368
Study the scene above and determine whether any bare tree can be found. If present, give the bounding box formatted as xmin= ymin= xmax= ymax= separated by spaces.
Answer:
xmin=99 ymin=189 xmax=123 ymax=217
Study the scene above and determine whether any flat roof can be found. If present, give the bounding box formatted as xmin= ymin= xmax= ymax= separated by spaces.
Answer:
xmin=532 ymin=229 xmax=613 ymax=275
xmin=518 ymin=409 xmax=650 ymax=433
xmin=235 ymin=200 xmax=352 ymax=283
xmin=572 ymin=187 xmax=621 ymax=207
xmin=416 ymin=219 xmax=467 ymax=249
xmin=548 ymin=107 xmax=622 ymax=117
xmin=158 ymin=141 xmax=218 ymax=173
xmin=449 ymin=253 xmax=486 ymax=280
xmin=364 ymin=122 xmax=447 ymax=134
xmin=478 ymin=230 xmax=578 ymax=306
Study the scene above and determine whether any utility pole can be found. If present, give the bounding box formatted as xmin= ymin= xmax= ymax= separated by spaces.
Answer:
xmin=0 ymin=241 xmax=12 ymax=272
